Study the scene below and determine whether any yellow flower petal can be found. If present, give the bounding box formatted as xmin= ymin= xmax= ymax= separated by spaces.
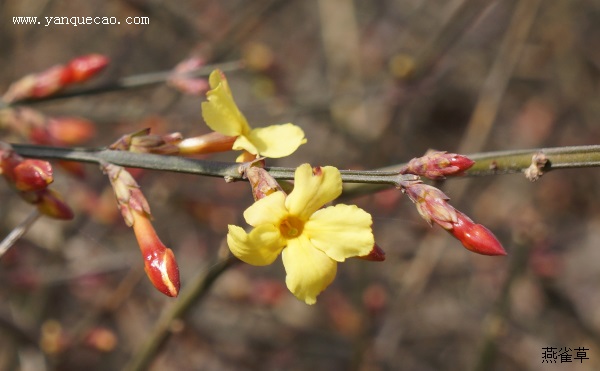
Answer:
xmin=304 ymin=204 xmax=374 ymax=262
xmin=208 ymin=69 xmax=232 ymax=95
xmin=227 ymin=224 xmax=285 ymax=266
xmin=201 ymin=71 xmax=251 ymax=137
xmin=281 ymin=235 xmax=337 ymax=305
xmin=232 ymin=134 xmax=259 ymax=156
xmin=285 ymin=164 xmax=342 ymax=220
xmin=245 ymin=124 xmax=306 ymax=158
xmin=243 ymin=191 xmax=287 ymax=227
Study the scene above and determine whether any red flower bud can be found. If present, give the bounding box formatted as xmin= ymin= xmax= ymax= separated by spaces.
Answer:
xmin=449 ymin=211 xmax=506 ymax=256
xmin=132 ymin=211 xmax=180 ymax=297
xmin=63 ymin=54 xmax=109 ymax=84
xmin=12 ymin=159 xmax=53 ymax=191
xmin=34 ymin=189 xmax=75 ymax=220
xmin=403 ymin=151 xmax=475 ymax=180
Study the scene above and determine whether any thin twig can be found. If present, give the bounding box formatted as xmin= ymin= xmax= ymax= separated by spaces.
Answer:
xmin=123 ymin=256 xmax=238 ymax=371
xmin=0 ymin=209 xmax=41 ymax=258
xmin=10 ymin=144 xmax=600 ymax=187
xmin=1 ymin=60 xmax=243 ymax=109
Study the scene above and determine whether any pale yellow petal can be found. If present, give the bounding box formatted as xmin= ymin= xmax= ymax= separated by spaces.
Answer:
xmin=281 ymin=235 xmax=337 ymax=305
xmin=243 ymin=191 xmax=288 ymax=227
xmin=232 ymin=135 xmax=259 ymax=155
xmin=246 ymin=124 xmax=306 ymax=158
xmin=201 ymin=71 xmax=251 ymax=137
xmin=208 ymin=69 xmax=232 ymax=95
xmin=285 ymin=164 xmax=342 ymax=220
xmin=304 ymin=204 xmax=374 ymax=262
xmin=227 ymin=224 xmax=285 ymax=266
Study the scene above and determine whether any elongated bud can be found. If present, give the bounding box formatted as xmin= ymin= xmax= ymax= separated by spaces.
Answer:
xmin=132 ymin=210 xmax=180 ymax=297
xmin=167 ymin=56 xmax=209 ymax=96
xmin=449 ymin=211 xmax=506 ymax=256
xmin=403 ymin=151 xmax=475 ymax=180
xmin=404 ymin=182 xmax=505 ymax=256
xmin=177 ymin=132 xmax=236 ymax=155
xmin=34 ymin=189 xmax=75 ymax=220
xmin=103 ymin=163 xmax=180 ymax=296
xmin=63 ymin=54 xmax=109 ymax=84
xmin=357 ymin=244 xmax=386 ymax=261
xmin=12 ymin=159 xmax=53 ymax=191
xmin=2 ymin=54 xmax=108 ymax=102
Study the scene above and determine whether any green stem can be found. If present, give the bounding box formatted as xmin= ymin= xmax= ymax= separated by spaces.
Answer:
xmin=9 ymin=144 xmax=415 ymax=186
xmin=10 ymin=144 xmax=600 ymax=187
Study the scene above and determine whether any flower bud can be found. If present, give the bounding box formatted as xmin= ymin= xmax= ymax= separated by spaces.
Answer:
xmin=34 ymin=189 xmax=75 ymax=220
xmin=2 ymin=54 xmax=108 ymax=103
xmin=132 ymin=210 xmax=180 ymax=297
xmin=63 ymin=54 xmax=109 ymax=84
xmin=103 ymin=163 xmax=179 ymax=297
xmin=403 ymin=151 xmax=475 ymax=180
xmin=12 ymin=159 xmax=53 ymax=191
xmin=449 ymin=211 xmax=506 ymax=256
xmin=177 ymin=132 xmax=236 ymax=155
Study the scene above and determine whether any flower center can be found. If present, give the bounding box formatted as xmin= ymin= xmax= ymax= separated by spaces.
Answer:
xmin=279 ymin=216 xmax=304 ymax=239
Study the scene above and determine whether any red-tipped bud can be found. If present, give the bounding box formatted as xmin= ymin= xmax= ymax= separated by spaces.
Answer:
xmin=2 ymin=54 xmax=108 ymax=103
xmin=12 ymin=159 xmax=53 ymax=191
xmin=177 ymin=132 xmax=236 ymax=155
xmin=403 ymin=151 xmax=475 ymax=180
xmin=34 ymin=189 xmax=75 ymax=220
xmin=167 ymin=56 xmax=209 ymax=96
xmin=448 ymin=211 xmax=506 ymax=256
xmin=63 ymin=54 xmax=109 ymax=84
xmin=244 ymin=165 xmax=283 ymax=201
xmin=48 ymin=117 xmax=96 ymax=145
xmin=357 ymin=244 xmax=386 ymax=261
xmin=132 ymin=211 xmax=180 ymax=297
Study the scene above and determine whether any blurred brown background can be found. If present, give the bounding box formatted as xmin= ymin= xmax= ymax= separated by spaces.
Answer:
xmin=2 ymin=0 xmax=600 ymax=370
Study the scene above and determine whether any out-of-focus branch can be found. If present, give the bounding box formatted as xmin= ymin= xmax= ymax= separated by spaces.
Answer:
xmin=123 ymin=256 xmax=238 ymax=371
xmin=0 ymin=60 xmax=243 ymax=109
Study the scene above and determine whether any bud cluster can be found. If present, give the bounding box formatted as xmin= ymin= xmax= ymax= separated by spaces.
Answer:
xmin=0 ymin=143 xmax=73 ymax=220
xmin=2 ymin=54 xmax=109 ymax=103
xmin=404 ymin=182 xmax=506 ymax=256
xmin=102 ymin=163 xmax=180 ymax=297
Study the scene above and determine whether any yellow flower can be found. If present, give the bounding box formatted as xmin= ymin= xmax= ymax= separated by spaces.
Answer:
xmin=201 ymin=69 xmax=306 ymax=159
xmin=227 ymin=164 xmax=374 ymax=304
